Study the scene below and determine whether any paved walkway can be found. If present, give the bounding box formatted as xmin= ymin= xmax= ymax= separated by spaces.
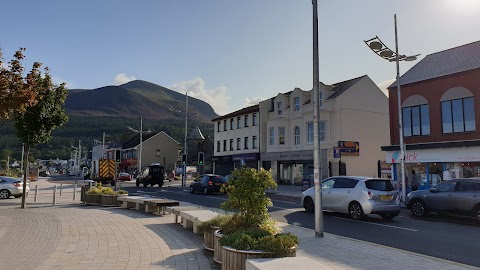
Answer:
xmin=0 ymin=179 xmax=477 ymax=270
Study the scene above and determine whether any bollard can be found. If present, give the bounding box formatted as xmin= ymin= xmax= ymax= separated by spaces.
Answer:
xmin=59 ymin=183 xmax=63 ymax=196
xmin=34 ymin=185 xmax=38 ymax=202
xmin=73 ymin=184 xmax=77 ymax=201
xmin=53 ymin=186 xmax=57 ymax=205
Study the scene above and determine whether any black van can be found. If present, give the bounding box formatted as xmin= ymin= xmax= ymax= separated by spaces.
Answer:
xmin=136 ymin=163 xmax=165 ymax=187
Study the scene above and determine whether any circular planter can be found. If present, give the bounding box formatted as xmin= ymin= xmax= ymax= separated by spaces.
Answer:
xmin=213 ymin=230 xmax=224 ymax=264
xmin=100 ymin=195 xmax=122 ymax=206
xmin=204 ymin=226 xmax=220 ymax=251
xmin=221 ymin=245 xmax=297 ymax=270
xmin=85 ymin=194 xmax=102 ymax=205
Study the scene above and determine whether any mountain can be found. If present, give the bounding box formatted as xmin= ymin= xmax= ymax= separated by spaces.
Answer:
xmin=66 ymin=80 xmax=218 ymax=122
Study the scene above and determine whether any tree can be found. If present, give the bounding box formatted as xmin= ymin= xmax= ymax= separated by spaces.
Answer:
xmin=14 ymin=64 xmax=69 ymax=208
xmin=0 ymin=48 xmax=41 ymax=119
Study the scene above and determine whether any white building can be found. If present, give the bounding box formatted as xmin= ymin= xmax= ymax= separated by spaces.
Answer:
xmin=259 ymin=75 xmax=389 ymax=185
xmin=212 ymin=105 xmax=260 ymax=176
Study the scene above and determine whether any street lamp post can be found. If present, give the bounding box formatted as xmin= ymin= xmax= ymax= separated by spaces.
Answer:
xmin=364 ymin=14 xmax=420 ymax=205
xmin=128 ymin=117 xmax=151 ymax=178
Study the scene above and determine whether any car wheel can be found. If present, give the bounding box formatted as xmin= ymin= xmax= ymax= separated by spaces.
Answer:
xmin=0 ymin=189 xmax=11 ymax=199
xmin=380 ymin=213 xmax=395 ymax=220
xmin=410 ymin=199 xmax=427 ymax=217
xmin=303 ymin=196 xmax=314 ymax=213
xmin=348 ymin=202 xmax=364 ymax=220
xmin=473 ymin=205 xmax=480 ymax=222
xmin=143 ymin=182 xmax=148 ymax=188
xmin=136 ymin=180 xmax=140 ymax=187
xmin=203 ymin=187 xmax=209 ymax=195
xmin=190 ymin=186 xmax=194 ymax=193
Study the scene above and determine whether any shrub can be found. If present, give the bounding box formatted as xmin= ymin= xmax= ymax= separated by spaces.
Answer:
xmin=196 ymin=214 xmax=232 ymax=234
xmin=101 ymin=187 xmax=115 ymax=195
xmin=219 ymin=230 xmax=298 ymax=256
xmin=86 ymin=188 xmax=102 ymax=195
xmin=116 ymin=190 xmax=128 ymax=195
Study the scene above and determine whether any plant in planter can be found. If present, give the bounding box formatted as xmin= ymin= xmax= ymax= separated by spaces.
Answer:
xmin=197 ymin=214 xmax=232 ymax=251
xmin=218 ymin=167 xmax=298 ymax=270
xmin=85 ymin=183 xmax=103 ymax=205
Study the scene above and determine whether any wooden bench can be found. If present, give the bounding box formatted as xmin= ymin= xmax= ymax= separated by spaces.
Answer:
xmin=180 ymin=209 xmax=220 ymax=233
xmin=246 ymin=257 xmax=324 ymax=270
xmin=166 ymin=205 xmax=204 ymax=224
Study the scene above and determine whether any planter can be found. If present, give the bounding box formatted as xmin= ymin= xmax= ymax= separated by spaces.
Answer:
xmin=204 ymin=226 xmax=220 ymax=251
xmin=100 ymin=195 xmax=122 ymax=206
xmin=85 ymin=194 xmax=102 ymax=205
xmin=221 ymin=245 xmax=296 ymax=270
xmin=213 ymin=230 xmax=224 ymax=264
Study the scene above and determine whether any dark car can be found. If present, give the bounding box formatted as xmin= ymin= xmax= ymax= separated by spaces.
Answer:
xmin=406 ymin=178 xmax=480 ymax=222
xmin=136 ymin=164 xmax=165 ymax=187
xmin=190 ymin=174 xmax=227 ymax=195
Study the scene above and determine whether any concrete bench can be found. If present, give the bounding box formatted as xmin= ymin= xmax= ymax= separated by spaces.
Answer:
xmin=166 ymin=205 xmax=204 ymax=224
xmin=246 ymin=257 xmax=324 ymax=270
xmin=180 ymin=210 xmax=220 ymax=233
xmin=117 ymin=196 xmax=150 ymax=210
xmin=144 ymin=199 xmax=180 ymax=215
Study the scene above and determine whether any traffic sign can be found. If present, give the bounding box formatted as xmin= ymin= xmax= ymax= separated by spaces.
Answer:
xmin=338 ymin=141 xmax=359 ymax=156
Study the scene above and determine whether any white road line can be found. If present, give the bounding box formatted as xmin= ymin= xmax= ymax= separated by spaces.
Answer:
xmin=332 ymin=216 xmax=419 ymax=232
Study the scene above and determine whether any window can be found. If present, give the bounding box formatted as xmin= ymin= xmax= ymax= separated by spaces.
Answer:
xmin=217 ymin=141 xmax=220 ymax=152
xmin=436 ymin=181 xmax=457 ymax=192
xmin=333 ymin=178 xmax=359 ymax=188
xmin=307 ymin=122 xmax=313 ymax=143
xmin=294 ymin=126 xmax=300 ymax=145
xmin=245 ymin=115 xmax=249 ymax=127
xmin=442 ymin=97 xmax=476 ymax=133
xmin=322 ymin=179 xmax=335 ymax=189
xmin=156 ymin=149 xmax=160 ymax=157
xmin=402 ymin=104 xmax=430 ymax=136
xmin=253 ymin=113 xmax=257 ymax=126
xmin=229 ymin=139 xmax=233 ymax=151
xmin=217 ymin=121 xmax=221 ymax=132
xmin=223 ymin=140 xmax=227 ymax=151
xmin=278 ymin=127 xmax=285 ymax=145
xmin=294 ymin=97 xmax=300 ymax=112
xmin=307 ymin=121 xmax=326 ymax=142
xmin=244 ymin=137 xmax=249 ymax=149
xmin=277 ymin=101 xmax=283 ymax=115
xmin=252 ymin=136 xmax=257 ymax=149
xmin=223 ymin=120 xmax=227 ymax=131
xmin=237 ymin=138 xmax=241 ymax=150
xmin=237 ymin=117 xmax=241 ymax=129
xmin=269 ymin=127 xmax=274 ymax=146
xmin=230 ymin=118 xmax=234 ymax=130
xmin=365 ymin=180 xmax=395 ymax=191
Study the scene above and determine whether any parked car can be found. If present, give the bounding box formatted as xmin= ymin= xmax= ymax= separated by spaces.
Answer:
xmin=118 ymin=172 xmax=132 ymax=181
xmin=39 ymin=171 xmax=50 ymax=177
xmin=406 ymin=178 xmax=480 ymax=222
xmin=190 ymin=174 xmax=227 ymax=195
xmin=0 ymin=176 xmax=30 ymax=199
xmin=136 ymin=164 xmax=165 ymax=187
xmin=301 ymin=176 xmax=400 ymax=220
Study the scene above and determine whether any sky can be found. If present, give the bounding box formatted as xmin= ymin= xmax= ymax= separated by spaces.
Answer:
xmin=1 ymin=0 xmax=479 ymax=115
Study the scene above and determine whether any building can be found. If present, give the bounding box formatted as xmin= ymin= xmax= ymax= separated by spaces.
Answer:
xmin=212 ymin=105 xmax=260 ymax=176
xmin=120 ymin=131 xmax=179 ymax=173
xmin=382 ymin=40 xmax=480 ymax=190
xmin=259 ymin=75 xmax=389 ymax=185
xmin=186 ymin=126 xmax=214 ymax=174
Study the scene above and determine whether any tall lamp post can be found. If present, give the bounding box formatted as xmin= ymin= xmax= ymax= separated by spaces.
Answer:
xmin=168 ymin=93 xmax=199 ymax=187
xmin=364 ymin=14 xmax=419 ymax=205
xmin=128 ymin=117 xmax=151 ymax=177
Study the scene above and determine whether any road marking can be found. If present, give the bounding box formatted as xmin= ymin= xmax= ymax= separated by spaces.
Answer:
xmin=331 ymin=216 xmax=418 ymax=232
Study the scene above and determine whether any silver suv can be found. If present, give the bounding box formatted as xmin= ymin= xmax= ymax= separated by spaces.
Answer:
xmin=301 ymin=176 xmax=400 ymax=220
xmin=406 ymin=178 xmax=480 ymax=222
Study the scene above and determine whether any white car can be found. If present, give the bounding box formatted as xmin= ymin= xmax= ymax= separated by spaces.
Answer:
xmin=0 ymin=176 xmax=30 ymax=199
xmin=301 ymin=176 xmax=400 ymax=220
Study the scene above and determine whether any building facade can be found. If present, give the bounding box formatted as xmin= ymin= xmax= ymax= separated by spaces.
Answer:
xmin=212 ymin=105 xmax=260 ymax=176
xmin=382 ymin=40 xmax=480 ymax=191
xmin=260 ymin=75 xmax=389 ymax=185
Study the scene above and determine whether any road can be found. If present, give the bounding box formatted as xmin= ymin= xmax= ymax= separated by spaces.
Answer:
xmin=121 ymin=184 xmax=480 ymax=268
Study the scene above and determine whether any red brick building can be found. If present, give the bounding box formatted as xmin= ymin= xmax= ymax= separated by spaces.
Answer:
xmin=382 ymin=40 xmax=480 ymax=190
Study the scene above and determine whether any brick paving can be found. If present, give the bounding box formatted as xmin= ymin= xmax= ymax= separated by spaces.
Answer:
xmin=0 ymin=179 xmax=477 ymax=270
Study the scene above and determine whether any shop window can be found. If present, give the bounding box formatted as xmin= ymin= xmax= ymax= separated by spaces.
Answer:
xmin=442 ymin=97 xmax=475 ymax=133
xmin=294 ymin=126 xmax=300 ymax=145
xmin=402 ymin=104 xmax=430 ymax=136
xmin=278 ymin=127 xmax=286 ymax=145
xmin=269 ymin=127 xmax=274 ymax=146
xmin=294 ymin=97 xmax=300 ymax=112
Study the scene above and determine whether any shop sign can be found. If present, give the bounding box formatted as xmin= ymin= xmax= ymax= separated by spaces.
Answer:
xmin=232 ymin=153 xmax=259 ymax=161
xmin=338 ymin=141 xmax=359 ymax=156
xmin=386 ymin=147 xmax=480 ymax=163
xmin=211 ymin=155 xmax=232 ymax=162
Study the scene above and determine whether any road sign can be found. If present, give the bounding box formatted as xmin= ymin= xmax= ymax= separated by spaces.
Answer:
xmin=338 ymin=141 xmax=359 ymax=156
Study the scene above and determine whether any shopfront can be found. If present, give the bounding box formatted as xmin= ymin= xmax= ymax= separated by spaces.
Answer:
xmin=212 ymin=155 xmax=233 ymax=176
xmin=232 ymin=153 xmax=259 ymax=170
xmin=386 ymin=146 xmax=480 ymax=192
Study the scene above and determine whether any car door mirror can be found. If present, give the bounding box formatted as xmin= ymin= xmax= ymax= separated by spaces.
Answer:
xmin=430 ymin=188 xmax=439 ymax=193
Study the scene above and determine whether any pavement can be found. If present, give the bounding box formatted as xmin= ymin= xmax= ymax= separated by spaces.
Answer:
xmin=0 ymin=178 xmax=477 ymax=270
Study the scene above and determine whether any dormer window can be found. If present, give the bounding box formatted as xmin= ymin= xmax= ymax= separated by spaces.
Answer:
xmin=277 ymin=101 xmax=283 ymax=115
xmin=294 ymin=97 xmax=300 ymax=112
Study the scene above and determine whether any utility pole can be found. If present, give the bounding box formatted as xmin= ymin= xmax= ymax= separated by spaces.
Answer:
xmin=183 ymin=92 xmax=188 ymax=187
xmin=312 ymin=0 xmax=324 ymax=237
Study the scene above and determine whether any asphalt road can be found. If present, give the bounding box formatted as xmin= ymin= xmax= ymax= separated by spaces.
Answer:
xmin=122 ymin=185 xmax=480 ymax=268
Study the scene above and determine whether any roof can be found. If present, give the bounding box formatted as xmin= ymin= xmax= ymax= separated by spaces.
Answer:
xmin=122 ymin=132 xmax=159 ymax=149
xmin=211 ymin=104 xmax=259 ymax=122
xmin=389 ymin=40 xmax=480 ymax=88
xmin=188 ymin=126 xmax=205 ymax=140
xmin=327 ymin=75 xmax=367 ymax=100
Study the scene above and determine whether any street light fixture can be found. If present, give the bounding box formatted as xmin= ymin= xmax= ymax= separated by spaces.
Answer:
xmin=364 ymin=14 xmax=420 ymax=205
xmin=128 ymin=117 xmax=151 ymax=178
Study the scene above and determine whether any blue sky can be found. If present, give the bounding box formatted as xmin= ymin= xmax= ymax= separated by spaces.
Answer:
xmin=1 ymin=0 xmax=479 ymax=115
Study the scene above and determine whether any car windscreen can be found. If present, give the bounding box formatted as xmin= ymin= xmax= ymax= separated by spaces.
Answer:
xmin=149 ymin=166 xmax=164 ymax=175
xmin=209 ymin=175 xmax=226 ymax=183
xmin=365 ymin=180 xmax=395 ymax=191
